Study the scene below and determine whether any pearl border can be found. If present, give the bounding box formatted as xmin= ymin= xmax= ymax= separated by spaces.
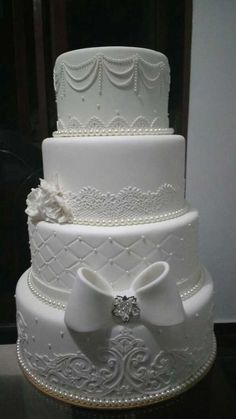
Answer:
xmin=70 ymin=207 xmax=188 ymax=226
xmin=27 ymin=271 xmax=66 ymax=310
xmin=17 ymin=335 xmax=216 ymax=409
xmin=180 ymin=275 xmax=204 ymax=301
xmin=53 ymin=127 xmax=174 ymax=137
xmin=27 ymin=269 xmax=205 ymax=310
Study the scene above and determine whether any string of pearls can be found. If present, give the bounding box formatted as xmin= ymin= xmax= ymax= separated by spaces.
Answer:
xmin=180 ymin=275 xmax=204 ymax=301
xmin=27 ymin=271 xmax=65 ymax=310
xmin=17 ymin=336 xmax=216 ymax=409
xmin=68 ymin=207 xmax=188 ymax=227
xmin=27 ymin=267 xmax=205 ymax=310
xmin=53 ymin=127 xmax=174 ymax=137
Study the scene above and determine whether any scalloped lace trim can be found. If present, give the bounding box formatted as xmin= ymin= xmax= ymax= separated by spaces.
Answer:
xmin=54 ymin=115 xmax=174 ymax=137
xmin=25 ymin=179 xmax=186 ymax=226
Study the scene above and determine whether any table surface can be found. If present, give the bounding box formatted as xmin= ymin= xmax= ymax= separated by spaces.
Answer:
xmin=0 ymin=339 xmax=235 ymax=419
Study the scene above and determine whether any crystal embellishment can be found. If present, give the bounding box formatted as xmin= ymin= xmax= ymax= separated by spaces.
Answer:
xmin=112 ymin=295 xmax=140 ymax=323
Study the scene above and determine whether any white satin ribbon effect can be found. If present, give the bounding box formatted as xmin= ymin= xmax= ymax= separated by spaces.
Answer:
xmin=64 ymin=262 xmax=185 ymax=333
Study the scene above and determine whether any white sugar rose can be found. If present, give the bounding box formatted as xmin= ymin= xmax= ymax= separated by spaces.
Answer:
xmin=25 ymin=179 xmax=72 ymax=224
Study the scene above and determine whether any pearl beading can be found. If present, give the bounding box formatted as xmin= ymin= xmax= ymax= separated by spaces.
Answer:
xmin=26 ymin=179 xmax=186 ymax=226
xmin=27 ymin=271 xmax=65 ymax=310
xmin=69 ymin=207 xmax=188 ymax=227
xmin=181 ymin=275 xmax=204 ymax=301
xmin=17 ymin=336 xmax=216 ymax=409
xmin=54 ymin=53 xmax=169 ymax=97
xmin=53 ymin=127 xmax=174 ymax=137
xmin=27 ymin=268 xmax=205 ymax=310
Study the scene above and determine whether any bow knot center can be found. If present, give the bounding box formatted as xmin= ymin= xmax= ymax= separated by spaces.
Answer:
xmin=112 ymin=295 xmax=140 ymax=323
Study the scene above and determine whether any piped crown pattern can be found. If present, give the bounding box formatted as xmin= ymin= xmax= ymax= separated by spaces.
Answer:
xmin=53 ymin=47 xmax=173 ymax=136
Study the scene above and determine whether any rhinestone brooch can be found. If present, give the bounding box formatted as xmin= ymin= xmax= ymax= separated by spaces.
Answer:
xmin=112 ymin=295 xmax=140 ymax=322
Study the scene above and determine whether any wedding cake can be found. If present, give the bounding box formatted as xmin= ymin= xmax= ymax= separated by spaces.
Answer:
xmin=16 ymin=47 xmax=216 ymax=409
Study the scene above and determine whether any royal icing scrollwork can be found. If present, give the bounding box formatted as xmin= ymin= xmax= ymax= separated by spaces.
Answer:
xmin=17 ymin=313 xmax=215 ymax=405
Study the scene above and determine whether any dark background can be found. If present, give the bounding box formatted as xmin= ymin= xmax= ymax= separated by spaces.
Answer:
xmin=0 ymin=0 xmax=192 ymax=331
xmin=1 ymin=1 xmax=236 ymax=416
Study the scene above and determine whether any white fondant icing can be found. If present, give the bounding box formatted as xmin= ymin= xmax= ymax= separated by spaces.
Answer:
xmin=17 ymin=338 xmax=216 ymax=408
xmin=26 ymin=178 xmax=186 ymax=225
xmin=64 ymin=262 xmax=185 ymax=332
xmin=15 ymin=46 xmax=215 ymax=406
xmin=27 ymin=267 xmax=205 ymax=310
xmin=132 ymin=262 xmax=185 ymax=326
xmin=54 ymin=47 xmax=171 ymax=134
xmin=42 ymin=135 xmax=186 ymax=220
xmin=65 ymin=267 xmax=113 ymax=332
xmin=16 ymin=270 xmax=215 ymax=405
xmin=54 ymin=116 xmax=174 ymax=137
xmin=28 ymin=209 xmax=200 ymax=293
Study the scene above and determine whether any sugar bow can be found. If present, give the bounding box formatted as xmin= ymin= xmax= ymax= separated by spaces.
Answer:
xmin=64 ymin=262 xmax=185 ymax=333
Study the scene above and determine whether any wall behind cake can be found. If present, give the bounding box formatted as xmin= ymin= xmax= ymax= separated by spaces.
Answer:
xmin=186 ymin=0 xmax=236 ymax=322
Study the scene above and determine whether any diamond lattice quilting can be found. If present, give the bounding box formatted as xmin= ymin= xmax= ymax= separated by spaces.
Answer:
xmin=29 ymin=221 xmax=197 ymax=291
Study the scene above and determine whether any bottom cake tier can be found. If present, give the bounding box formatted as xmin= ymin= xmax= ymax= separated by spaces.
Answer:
xmin=16 ymin=268 xmax=216 ymax=409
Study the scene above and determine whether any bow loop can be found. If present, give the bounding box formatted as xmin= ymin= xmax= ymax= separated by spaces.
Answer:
xmin=132 ymin=262 xmax=185 ymax=326
xmin=65 ymin=263 xmax=185 ymax=333
xmin=64 ymin=268 xmax=113 ymax=332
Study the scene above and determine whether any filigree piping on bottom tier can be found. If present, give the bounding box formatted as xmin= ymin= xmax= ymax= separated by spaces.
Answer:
xmin=17 ymin=309 xmax=214 ymax=400
xmin=17 ymin=335 xmax=216 ymax=408
xmin=25 ymin=179 xmax=186 ymax=226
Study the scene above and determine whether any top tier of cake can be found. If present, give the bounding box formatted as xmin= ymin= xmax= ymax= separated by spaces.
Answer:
xmin=53 ymin=47 xmax=173 ymax=136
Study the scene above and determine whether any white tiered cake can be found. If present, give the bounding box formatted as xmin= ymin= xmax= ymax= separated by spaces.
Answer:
xmin=16 ymin=47 xmax=216 ymax=409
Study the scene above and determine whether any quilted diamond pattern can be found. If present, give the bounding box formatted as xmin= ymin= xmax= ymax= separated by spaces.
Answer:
xmin=29 ymin=221 xmax=198 ymax=292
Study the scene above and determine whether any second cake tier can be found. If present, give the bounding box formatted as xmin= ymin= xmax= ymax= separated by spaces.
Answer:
xmin=41 ymin=135 xmax=186 ymax=226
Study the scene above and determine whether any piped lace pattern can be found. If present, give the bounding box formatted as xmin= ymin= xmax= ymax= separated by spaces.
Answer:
xmin=25 ymin=179 xmax=186 ymax=226
xmin=54 ymin=115 xmax=174 ymax=137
